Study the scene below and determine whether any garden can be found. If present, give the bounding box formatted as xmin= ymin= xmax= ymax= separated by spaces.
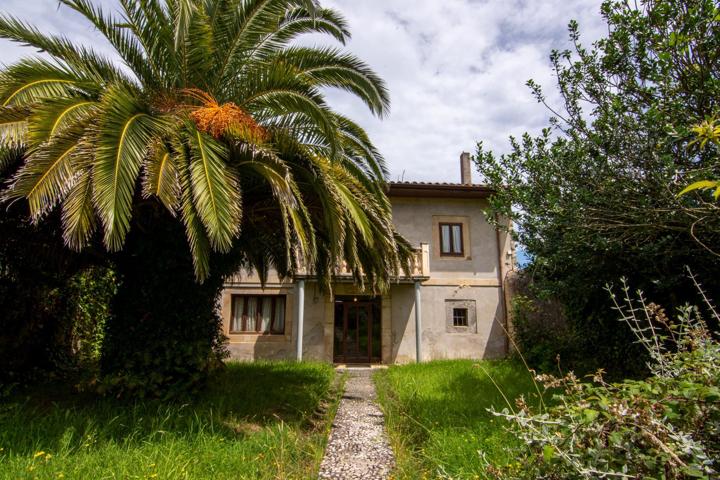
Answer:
xmin=0 ymin=362 xmax=339 ymax=480
xmin=0 ymin=0 xmax=719 ymax=478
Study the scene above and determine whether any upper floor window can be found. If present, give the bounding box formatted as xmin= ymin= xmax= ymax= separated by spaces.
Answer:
xmin=231 ymin=295 xmax=286 ymax=334
xmin=439 ymin=223 xmax=464 ymax=256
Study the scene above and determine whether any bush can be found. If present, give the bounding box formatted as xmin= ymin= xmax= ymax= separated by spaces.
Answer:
xmin=510 ymin=275 xmax=647 ymax=378
xmin=0 ymin=200 xmax=111 ymax=382
xmin=511 ymin=290 xmax=580 ymax=374
xmin=98 ymin=206 xmax=230 ymax=399
xmin=55 ymin=267 xmax=117 ymax=373
xmin=494 ymin=278 xmax=720 ymax=479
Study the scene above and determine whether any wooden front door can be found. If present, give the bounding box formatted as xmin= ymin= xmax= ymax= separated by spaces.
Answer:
xmin=333 ymin=299 xmax=381 ymax=363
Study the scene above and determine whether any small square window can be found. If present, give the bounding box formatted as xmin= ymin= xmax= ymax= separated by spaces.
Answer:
xmin=446 ymin=300 xmax=476 ymax=333
xmin=452 ymin=308 xmax=468 ymax=327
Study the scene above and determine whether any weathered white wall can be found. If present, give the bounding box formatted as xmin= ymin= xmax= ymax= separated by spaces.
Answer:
xmin=220 ymin=194 xmax=513 ymax=363
xmin=221 ymin=277 xmax=328 ymax=362
xmin=389 ymin=284 xmax=507 ymax=363
xmin=391 ymin=197 xmax=500 ymax=280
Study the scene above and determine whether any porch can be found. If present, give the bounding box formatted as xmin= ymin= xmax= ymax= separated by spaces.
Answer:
xmin=222 ymin=244 xmax=430 ymax=365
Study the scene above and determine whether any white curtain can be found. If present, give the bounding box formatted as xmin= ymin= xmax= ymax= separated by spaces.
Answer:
xmin=231 ymin=297 xmax=244 ymax=332
xmin=260 ymin=297 xmax=273 ymax=333
xmin=231 ymin=296 xmax=285 ymax=333
xmin=273 ymin=297 xmax=286 ymax=333
xmin=452 ymin=225 xmax=462 ymax=253
xmin=246 ymin=297 xmax=257 ymax=331
xmin=441 ymin=225 xmax=451 ymax=253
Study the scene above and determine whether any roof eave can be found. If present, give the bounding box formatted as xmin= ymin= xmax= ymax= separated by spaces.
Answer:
xmin=386 ymin=182 xmax=495 ymax=199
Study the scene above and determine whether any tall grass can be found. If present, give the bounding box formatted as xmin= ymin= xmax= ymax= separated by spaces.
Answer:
xmin=374 ymin=359 xmax=543 ymax=479
xmin=0 ymin=361 xmax=339 ymax=479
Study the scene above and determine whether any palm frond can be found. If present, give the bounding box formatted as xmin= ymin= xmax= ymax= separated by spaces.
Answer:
xmin=230 ymin=7 xmax=350 ymax=75
xmin=170 ymin=0 xmax=198 ymax=51
xmin=91 ymin=85 xmax=163 ymax=251
xmin=213 ymin=0 xmax=319 ymax=84
xmin=186 ymin=125 xmax=241 ymax=251
xmin=184 ymin=6 xmax=216 ymax=89
xmin=174 ymin=137 xmax=212 ymax=280
xmin=0 ymin=14 xmax=131 ymax=86
xmin=4 ymin=128 xmax=83 ymax=218
xmin=0 ymin=58 xmax=83 ymax=107
xmin=334 ymin=112 xmax=387 ymax=178
xmin=239 ymin=65 xmax=339 ymax=154
xmin=62 ymin=167 xmax=97 ymax=250
xmin=59 ymin=0 xmax=153 ymax=87
xmin=273 ymin=7 xmax=349 ymax=45
xmin=273 ymin=46 xmax=390 ymax=117
xmin=26 ymin=97 xmax=97 ymax=145
xmin=0 ymin=105 xmax=31 ymax=143
xmin=0 ymin=142 xmax=26 ymax=179
xmin=142 ymin=143 xmax=180 ymax=214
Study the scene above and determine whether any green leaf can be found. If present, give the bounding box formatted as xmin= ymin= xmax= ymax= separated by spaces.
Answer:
xmin=142 ymin=145 xmax=180 ymax=214
xmin=678 ymin=180 xmax=719 ymax=197
xmin=583 ymin=408 xmax=599 ymax=423
xmin=5 ymin=129 xmax=83 ymax=218
xmin=542 ymin=445 xmax=555 ymax=462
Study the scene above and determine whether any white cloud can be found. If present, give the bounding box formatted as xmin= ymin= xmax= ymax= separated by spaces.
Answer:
xmin=0 ymin=0 xmax=606 ymax=182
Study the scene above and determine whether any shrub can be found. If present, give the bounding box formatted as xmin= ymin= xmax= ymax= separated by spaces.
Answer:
xmin=55 ymin=267 xmax=117 ymax=373
xmin=98 ymin=206 xmax=230 ymax=399
xmin=0 ymin=200 xmax=96 ymax=383
xmin=510 ymin=275 xmax=647 ymax=378
xmin=494 ymin=277 xmax=720 ymax=479
xmin=511 ymin=291 xmax=580 ymax=373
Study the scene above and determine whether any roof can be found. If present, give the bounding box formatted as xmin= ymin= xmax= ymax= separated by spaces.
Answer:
xmin=386 ymin=181 xmax=494 ymax=199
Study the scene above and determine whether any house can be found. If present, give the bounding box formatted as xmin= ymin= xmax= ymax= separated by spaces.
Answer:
xmin=220 ymin=152 xmax=515 ymax=364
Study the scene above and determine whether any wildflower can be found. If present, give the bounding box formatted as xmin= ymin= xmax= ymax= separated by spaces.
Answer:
xmin=33 ymin=451 xmax=46 ymax=459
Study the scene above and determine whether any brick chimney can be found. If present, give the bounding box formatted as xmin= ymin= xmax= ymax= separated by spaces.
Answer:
xmin=460 ymin=152 xmax=472 ymax=185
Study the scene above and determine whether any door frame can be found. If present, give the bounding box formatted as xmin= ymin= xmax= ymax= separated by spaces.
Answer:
xmin=333 ymin=296 xmax=382 ymax=364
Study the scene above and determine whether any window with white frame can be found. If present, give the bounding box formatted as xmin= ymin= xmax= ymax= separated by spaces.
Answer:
xmin=231 ymin=295 xmax=286 ymax=334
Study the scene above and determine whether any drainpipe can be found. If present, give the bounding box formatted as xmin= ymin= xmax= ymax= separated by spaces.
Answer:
xmin=296 ymin=279 xmax=305 ymax=361
xmin=414 ymin=280 xmax=422 ymax=363
xmin=494 ymin=214 xmax=510 ymax=356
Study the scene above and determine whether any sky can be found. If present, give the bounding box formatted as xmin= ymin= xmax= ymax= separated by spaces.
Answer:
xmin=0 ymin=0 xmax=607 ymax=183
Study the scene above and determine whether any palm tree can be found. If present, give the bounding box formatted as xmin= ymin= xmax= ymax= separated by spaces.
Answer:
xmin=0 ymin=0 xmax=411 ymax=396
xmin=0 ymin=0 xmax=410 ymax=290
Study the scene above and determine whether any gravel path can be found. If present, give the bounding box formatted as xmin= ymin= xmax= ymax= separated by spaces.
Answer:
xmin=318 ymin=368 xmax=395 ymax=480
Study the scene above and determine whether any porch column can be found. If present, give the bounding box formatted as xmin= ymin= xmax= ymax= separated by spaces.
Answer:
xmin=414 ymin=280 xmax=423 ymax=363
xmin=296 ymin=279 xmax=305 ymax=361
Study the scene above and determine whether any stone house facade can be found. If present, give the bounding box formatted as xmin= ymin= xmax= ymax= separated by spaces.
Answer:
xmin=219 ymin=153 xmax=515 ymax=364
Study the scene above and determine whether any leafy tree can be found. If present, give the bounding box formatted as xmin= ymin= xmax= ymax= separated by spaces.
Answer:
xmin=0 ymin=144 xmax=114 ymax=383
xmin=476 ymin=0 xmax=720 ymax=375
xmin=0 ymin=0 xmax=410 ymax=395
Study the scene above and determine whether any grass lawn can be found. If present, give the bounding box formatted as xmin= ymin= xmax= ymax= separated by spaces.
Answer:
xmin=374 ymin=359 xmax=544 ymax=479
xmin=0 ymin=361 xmax=340 ymax=480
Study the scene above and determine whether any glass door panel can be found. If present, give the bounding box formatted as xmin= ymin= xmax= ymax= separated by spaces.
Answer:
xmin=333 ymin=299 xmax=381 ymax=364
